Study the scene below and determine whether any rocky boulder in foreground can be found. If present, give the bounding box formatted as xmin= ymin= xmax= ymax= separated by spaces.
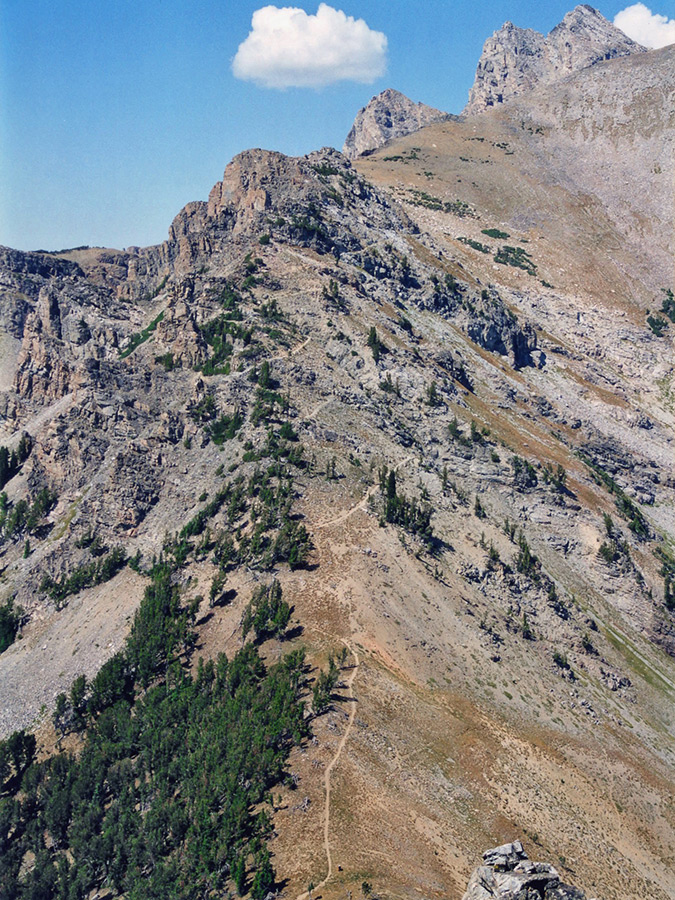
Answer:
xmin=462 ymin=842 xmax=595 ymax=899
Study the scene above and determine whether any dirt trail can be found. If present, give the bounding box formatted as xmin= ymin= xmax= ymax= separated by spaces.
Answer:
xmin=316 ymin=455 xmax=415 ymax=529
xmin=296 ymin=647 xmax=360 ymax=900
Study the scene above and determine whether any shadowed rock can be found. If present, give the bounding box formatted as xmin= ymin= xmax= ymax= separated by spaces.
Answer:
xmin=462 ymin=842 xmax=594 ymax=899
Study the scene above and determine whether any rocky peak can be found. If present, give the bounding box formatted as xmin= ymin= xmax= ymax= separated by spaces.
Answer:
xmin=464 ymin=4 xmax=646 ymax=114
xmin=462 ymin=842 xmax=594 ymax=899
xmin=342 ymin=88 xmax=453 ymax=159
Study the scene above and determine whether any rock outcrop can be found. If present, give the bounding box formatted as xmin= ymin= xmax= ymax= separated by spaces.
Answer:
xmin=463 ymin=842 xmax=592 ymax=899
xmin=464 ymin=4 xmax=645 ymax=114
xmin=342 ymin=88 xmax=453 ymax=159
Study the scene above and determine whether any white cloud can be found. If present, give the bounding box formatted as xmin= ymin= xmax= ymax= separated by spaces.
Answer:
xmin=614 ymin=3 xmax=675 ymax=48
xmin=232 ymin=4 xmax=387 ymax=89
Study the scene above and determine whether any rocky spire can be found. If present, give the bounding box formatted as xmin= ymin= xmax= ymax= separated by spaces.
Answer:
xmin=464 ymin=4 xmax=646 ymax=114
xmin=342 ymin=88 xmax=453 ymax=159
xmin=462 ymin=842 xmax=596 ymax=899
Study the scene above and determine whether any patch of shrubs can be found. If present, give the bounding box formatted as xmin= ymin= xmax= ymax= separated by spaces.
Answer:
xmin=0 ymin=433 xmax=31 ymax=489
xmin=41 ymin=547 xmax=127 ymax=608
xmin=119 ymin=310 xmax=164 ymax=359
xmin=0 ymin=486 xmax=58 ymax=540
xmin=379 ymin=467 xmax=434 ymax=549
xmin=242 ymin=579 xmax=291 ymax=641
xmin=512 ymin=455 xmax=538 ymax=491
xmin=494 ymin=244 xmax=537 ymax=275
xmin=579 ymin=452 xmax=649 ymax=539
xmin=0 ymin=597 xmax=22 ymax=654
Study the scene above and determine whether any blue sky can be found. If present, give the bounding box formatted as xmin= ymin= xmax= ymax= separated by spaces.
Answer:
xmin=0 ymin=1 xmax=669 ymax=251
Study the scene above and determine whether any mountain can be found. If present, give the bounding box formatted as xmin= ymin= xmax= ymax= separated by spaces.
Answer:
xmin=464 ymin=4 xmax=646 ymax=114
xmin=342 ymin=88 xmax=454 ymax=158
xmin=0 ymin=12 xmax=674 ymax=900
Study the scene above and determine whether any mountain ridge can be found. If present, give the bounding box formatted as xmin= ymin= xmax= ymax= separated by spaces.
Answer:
xmin=0 ymin=12 xmax=673 ymax=900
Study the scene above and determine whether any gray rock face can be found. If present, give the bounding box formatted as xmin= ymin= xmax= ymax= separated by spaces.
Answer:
xmin=464 ymin=4 xmax=645 ymax=114
xmin=462 ymin=843 xmax=590 ymax=899
xmin=342 ymin=88 xmax=453 ymax=159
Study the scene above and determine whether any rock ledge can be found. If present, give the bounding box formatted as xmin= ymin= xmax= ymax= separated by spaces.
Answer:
xmin=462 ymin=842 xmax=596 ymax=899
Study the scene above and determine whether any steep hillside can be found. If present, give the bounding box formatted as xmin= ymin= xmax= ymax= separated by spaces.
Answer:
xmin=0 ymin=36 xmax=674 ymax=900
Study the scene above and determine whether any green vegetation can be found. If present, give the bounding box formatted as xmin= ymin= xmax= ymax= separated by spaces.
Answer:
xmin=654 ymin=545 xmax=675 ymax=610
xmin=322 ymin=278 xmax=347 ymax=311
xmin=119 ymin=311 xmax=164 ymax=359
xmin=406 ymin=190 xmax=475 ymax=218
xmin=199 ymin=313 xmax=253 ymax=375
xmin=598 ymin=537 xmax=628 ymax=565
xmin=0 ymin=434 xmax=31 ymax=490
xmin=0 ymin=487 xmax=58 ymax=542
xmin=448 ymin=417 xmax=470 ymax=446
xmin=648 ymin=288 xmax=675 ymax=336
xmin=0 ymin=305 xmax=340 ymax=899
xmin=311 ymin=162 xmax=339 ymax=177
xmin=1 ymin=563 xmax=309 ymax=900
xmin=503 ymin=518 xmax=517 ymax=542
xmin=379 ymin=467 xmax=434 ymax=549
xmin=288 ymin=204 xmax=332 ymax=251
xmin=154 ymin=351 xmax=176 ymax=371
xmin=516 ymin=532 xmax=539 ymax=580
xmin=647 ymin=314 xmax=668 ymax=337
xmin=379 ymin=373 xmax=399 ymax=395
xmin=242 ymin=579 xmax=291 ymax=642
xmin=578 ymin=452 xmax=648 ymax=539
xmin=0 ymin=597 xmax=22 ymax=653
xmin=367 ymin=326 xmax=383 ymax=362
xmin=208 ymin=409 xmax=244 ymax=445
xmin=597 ymin=512 xmax=633 ymax=569
xmin=458 ymin=236 xmax=490 ymax=253
xmin=382 ymin=149 xmax=419 ymax=163
xmin=494 ymin=245 xmax=537 ymax=275
xmin=660 ymin=288 xmax=675 ymax=322
xmin=581 ymin=632 xmax=597 ymax=655
xmin=512 ymin=455 xmax=538 ymax=491
xmin=481 ymin=227 xmax=510 ymax=239
xmin=426 ymin=381 xmax=440 ymax=407
xmin=312 ymin=654 xmax=340 ymax=714
xmin=470 ymin=420 xmax=489 ymax=443
xmin=148 ymin=274 xmax=169 ymax=300
xmin=251 ymin=386 xmax=290 ymax=428
xmin=542 ymin=462 xmax=568 ymax=493
xmin=553 ymin=650 xmax=570 ymax=670
xmin=41 ymin=547 xmax=127 ymax=609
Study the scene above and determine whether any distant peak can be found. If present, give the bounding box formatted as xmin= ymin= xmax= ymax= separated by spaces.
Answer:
xmin=464 ymin=4 xmax=646 ymax=114
xmin=342 ymin=89 xmax=453 ymax=159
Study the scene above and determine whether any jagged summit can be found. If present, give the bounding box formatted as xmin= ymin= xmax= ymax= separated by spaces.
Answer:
xmin=464 ymin=3 xmax=646 ymax=114
xmin=342 ymin=88 xmax=453 ymax=159
xmin=462 ymin=842 xmax=593 ymax=899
